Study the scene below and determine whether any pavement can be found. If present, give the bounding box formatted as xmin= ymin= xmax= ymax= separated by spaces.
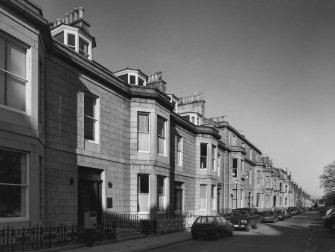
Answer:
xmin=49 ymin=230 xmax=192 ymax=252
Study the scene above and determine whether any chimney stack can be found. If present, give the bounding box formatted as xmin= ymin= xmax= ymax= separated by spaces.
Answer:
xmin=73 ymin=8 xmax=78 ymax=21
xmin=69 ymin=11 xmax=73 ymax=23
xmin=78 ymin=7 xmax=84 ymax=19
xmin=64 ymin=13 xmax=69 ymax=24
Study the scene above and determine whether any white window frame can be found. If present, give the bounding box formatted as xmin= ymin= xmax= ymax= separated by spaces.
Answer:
xmin=157 ymin=175 xmax=166 ymax=213
xmin=217 ymin=153 xmax=221 ymax=176
xmin=176 ymin=135 xmax=183 ymax=166
xmin=232 ymin=158 xmax=238 ymax=178
xmin=211 ymin=185 xmax=216 ymax=210
xmin=128 ymin=74 xmax=137 ymax=85
xmin=137 ymin=174 xmax=150 ymax=214
xmin=200 ymin=143 xmax=208 ymax=169
xmin=211 ymin=145 xmax=216 ymax=171
xmin=84 ymin=93 xmax=100 ymax=144
xmin=137 ymin=112 xmax=150 ymax=153
xmin=0 ymin=148 xmax=29 ymax=222
xmin=0 ymin=33 xmax=31 ymax=114
xmin=200 ymin=184 xmax=207 ymax=211
xmin=64 ymin=30 xmax=77 ymax=51
xmin=157 ymin=115 xmax=166 ymax=156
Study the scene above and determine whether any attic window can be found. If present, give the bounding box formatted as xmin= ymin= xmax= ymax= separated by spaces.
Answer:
xmin=129 ymin=75 xmax=136 ymax=85
xmin=79 ymin=37 xmax=89 ymax=58
xmin=67 ymin=33 xmax=75 ymax=50
xmin=138 ymin=77 xmax=144 ymax=86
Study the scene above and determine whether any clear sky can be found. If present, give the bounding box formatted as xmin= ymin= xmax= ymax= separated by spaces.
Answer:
xmin=32 ymin=0 xmax=335 ymax=198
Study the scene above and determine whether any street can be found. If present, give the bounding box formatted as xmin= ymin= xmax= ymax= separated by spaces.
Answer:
xmin=149 ymin=211 xmax=335 ymax=252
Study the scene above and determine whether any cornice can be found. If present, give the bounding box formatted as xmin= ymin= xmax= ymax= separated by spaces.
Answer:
xmin=196 ymin=125 xmax=221 ymax=140
xmin=230 ymin=146 xmax=247 ymax=155
xmin=130 ymin=86 xmax=174 ymax=111
xmin=244 ymin=157 xmax=256 ymax=166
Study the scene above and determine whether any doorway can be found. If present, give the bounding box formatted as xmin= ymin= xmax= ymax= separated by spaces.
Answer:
xmin=78 ymin=167 xmax=103 ymax=226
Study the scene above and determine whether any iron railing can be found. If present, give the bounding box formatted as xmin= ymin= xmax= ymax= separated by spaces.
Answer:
xmin=0 ymin=223 xmax=116 ymax=252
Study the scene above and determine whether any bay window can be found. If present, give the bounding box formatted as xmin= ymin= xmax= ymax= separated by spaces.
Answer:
xmin=0 ymin=35 xmax=28 ymax=112
xmin=0 ymin=149 xmax=27 ymax=218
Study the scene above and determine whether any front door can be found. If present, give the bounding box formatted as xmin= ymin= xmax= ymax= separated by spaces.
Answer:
xmin=174 ymin=182 xmax=183 ymax=215
xmin=78 ymin=167 xmax=103 ymax=226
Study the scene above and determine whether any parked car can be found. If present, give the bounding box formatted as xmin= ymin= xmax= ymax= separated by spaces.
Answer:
xmin=324 ymin=211 xmax=335 ymax=229
xmin=275 ymin=210 xmax=286 ymax=221
xmin=191 ymin=216 xmax=233 ymax=240
xmin=226 ymin=208 xmax=260 ymax=231
xmin=260 ymin=211 xmax=278 ymax=223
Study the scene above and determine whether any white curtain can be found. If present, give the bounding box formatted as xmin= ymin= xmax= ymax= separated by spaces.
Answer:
xmin=138 ymin=114 xmax=149 ymax=151
xmin=6 ymin=41 xmax=26 ymax=111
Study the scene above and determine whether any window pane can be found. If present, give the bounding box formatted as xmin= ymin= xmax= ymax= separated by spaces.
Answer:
xmin=233 ymin=158 xmax=238 ymax=168
xmin=84 ymin=94 xmax=95 ymax=118
xmin=158 ymin=137 xmax=165 ymax=155
xmin=138 ymin=77 xmax=144 ymax=86
xmin=138 ymin=174 xmax=149 ymax=193
xmin=54 ymin=31 xmax=64 ymax=44
xmin=84 ymin=116 xmax=95 ymax=140
xmin=7 ymin=75 xmax=26 ymax=111
xmin=157 ymin=116 xmax=165 ymax=137
xmin=67 ymin=34 xmax=75 ymax=47
xmin=157 ymin=176 xmax=164 ymax=195
xmin=0 ymin=149 xmax=26 ymax=218
xmin=79 ymin=38 xmax=88 ymax=53
xmin=0 ymin=149 xmax=26 ymax=184
xmin=0 ymin=185 xmax=26 ymax=217
xmin=7 ymin=41 xmax=26 ymax=79
xmin=138 ymin=132 xmax=149 ymax=151
xmin=118 ymin=74 xmax=128 ymax=83
xmin=138 ymin=113 xmax=149 ymax=151
xmin=138 ymin=113 xmax=149 ymax=132
xmin=129 ymin=75 xmax=136 ymax=85
xmin=200 ymin=143 xmax=207 ymax=156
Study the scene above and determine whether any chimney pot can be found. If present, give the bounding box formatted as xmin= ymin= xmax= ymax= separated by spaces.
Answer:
xmin=56 ymin=18 xmax=62 ymax=25
xmin=69 ymin=11 xmax=73 ymax=23
xmin=73 ymin=8 xmax=78 ymax=21
xmin=64 ymin=13 xmax=69 ymax=24
xmin=78 ymin=7 xmax=84 ymax=19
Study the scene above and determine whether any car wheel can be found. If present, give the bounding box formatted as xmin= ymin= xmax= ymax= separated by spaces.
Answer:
xmin=215 ymin=231 xmax=220 ymax=240
xmin=245 ymin=225 xmax=251 ymax=232
xmin=229 ymin=227 xmax=234 ymax=236
xmin=252 ymin=223 xmax=259 ymax=229
xmin=192 ymin=232 xmax=198 ymax=240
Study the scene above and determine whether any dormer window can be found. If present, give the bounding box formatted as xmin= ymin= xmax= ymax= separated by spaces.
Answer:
xmin=50 ymin=7 xmax=96 ymax=61
xmin=181 ymin=113 xmax=200 ymax=125
xmin=79 ymin=37 xmax=89 ymax=57
xmin=67 ymin=33 xmax=75 ymax=50
xmin=114 ymin=68 xmax=148 ymax=86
